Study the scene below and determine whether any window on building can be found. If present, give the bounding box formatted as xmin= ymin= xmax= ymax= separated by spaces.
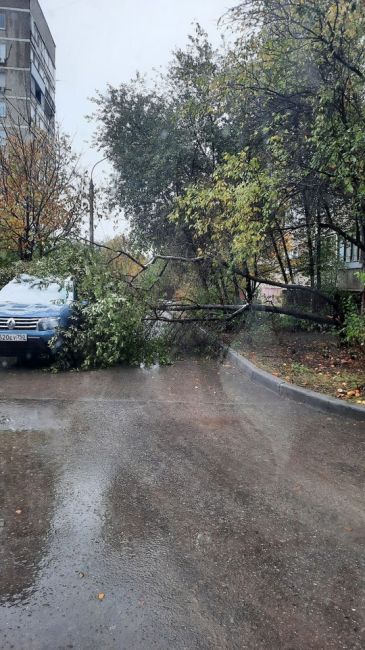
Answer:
xmin=339 ymin=238 xmax=361 ymax=265
xmin=0 ymin=129 xmax=6 ymax=146
xmin=0 ymin=44 xmax=6 ymax=64
xmin=0 ymin=101 xmax=6 ymax=118
xmin=35 ymin=83 xmax=42 ymax=105
xmin=0 ymin=71 xmax=5 ymax=91
xmin=0 ymin=14 xmax=5 ymax=30
xmin=31 ymin=75 xmax=43 ymax=106
xmin=44 ymin=89 xmax=55 ymax=121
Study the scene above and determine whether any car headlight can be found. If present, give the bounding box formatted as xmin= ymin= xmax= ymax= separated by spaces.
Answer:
xmin=37 ymin=317 xmax=61 ymax=331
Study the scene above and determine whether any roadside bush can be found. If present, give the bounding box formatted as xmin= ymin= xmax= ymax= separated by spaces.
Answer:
xmin=342 ymin=296 xmax=365 ymax=348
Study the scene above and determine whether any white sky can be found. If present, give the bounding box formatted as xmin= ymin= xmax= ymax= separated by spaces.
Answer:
xmin=41 ymin=0 xmax=232 ymax=239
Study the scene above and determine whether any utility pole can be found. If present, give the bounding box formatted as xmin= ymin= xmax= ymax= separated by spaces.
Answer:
xmin=89 ymin=177 xmax=95 ymax=246
xmin=89 ymin=157 xmax=107 ymax=246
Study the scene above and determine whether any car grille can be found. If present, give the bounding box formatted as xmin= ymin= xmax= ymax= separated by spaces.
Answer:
xmin=0 ymin=318 xmax=40 ymax=330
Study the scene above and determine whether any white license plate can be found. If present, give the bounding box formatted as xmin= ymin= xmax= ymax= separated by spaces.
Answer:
xmin=0 ymin=333 xmax=27 ymax=342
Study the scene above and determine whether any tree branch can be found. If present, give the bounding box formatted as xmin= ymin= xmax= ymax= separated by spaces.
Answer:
xmin=239 ymin=272 xmax=338 ymax=308
xmin=151 ymin=302 xmax=339 ymax=326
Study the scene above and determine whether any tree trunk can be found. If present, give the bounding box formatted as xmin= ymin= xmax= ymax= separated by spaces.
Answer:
xmin=303 ymin=193 xmax=315 ymax=288
xmin=315 ymin=211 xmax=322 ymax=290
xmin=270 ymin=232 xmax=288 ymax=284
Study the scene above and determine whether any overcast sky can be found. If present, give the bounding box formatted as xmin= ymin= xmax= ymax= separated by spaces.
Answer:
xmin=41 ymin=0 xmax=232 ymax=238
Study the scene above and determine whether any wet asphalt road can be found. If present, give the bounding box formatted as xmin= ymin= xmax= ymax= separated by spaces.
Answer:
xmin=0 ymin=359 xmax=364 ymax=650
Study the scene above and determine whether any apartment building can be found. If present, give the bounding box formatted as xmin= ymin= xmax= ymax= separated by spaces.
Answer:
xmin=0 ymin=0 xmax=55 ymax=138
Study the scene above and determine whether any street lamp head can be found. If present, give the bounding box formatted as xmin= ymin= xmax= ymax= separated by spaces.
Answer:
xmin=90 ymin=156 xmax=108 ymax=181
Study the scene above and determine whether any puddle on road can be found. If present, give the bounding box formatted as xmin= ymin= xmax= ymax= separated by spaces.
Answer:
xmin=0 ymin=403 xmax=67 ymax=433
xmin=0 ymin=431 xmax=58 ymax=607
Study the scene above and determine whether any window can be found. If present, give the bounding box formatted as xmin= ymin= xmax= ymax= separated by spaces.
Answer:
xmin=0 ymin=44 xmax=6 ymax=64
xmin=339 ymin=238 xmax=361 ymax=265
xmin=0 ymin=129 xmax=5 ymax=146
xmin=0 ymin=14 xmax=5 ymax=30
xmin=35 ymin=82 xmax=42 ymax=104
xmin=0 ymin=70 xmax=5 ymax=90
xmin=44 ymin=88 xmax=55 ymax=121
xmin=0 ymin=101 xmax=6 ymax=118
xmin=31 ymin=74 xmax=43 ymax=105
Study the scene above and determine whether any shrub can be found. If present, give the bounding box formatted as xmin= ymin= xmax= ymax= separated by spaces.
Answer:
xmin=342 ymin=298 xmax=365 ymax=347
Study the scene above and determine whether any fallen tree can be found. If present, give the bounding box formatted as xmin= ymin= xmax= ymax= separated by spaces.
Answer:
xmin=77 ymin=237 xmax=342 ymax=327
xmin=148 ymin=302 xmax=338 ymax=326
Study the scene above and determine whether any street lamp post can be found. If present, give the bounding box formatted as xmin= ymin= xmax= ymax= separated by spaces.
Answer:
xmin=89 ymin=157 xmax=107 ymax=245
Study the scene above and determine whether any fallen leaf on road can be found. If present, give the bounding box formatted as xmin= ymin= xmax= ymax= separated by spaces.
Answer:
xmin=98 ymin=592 xmax=105 ymax=601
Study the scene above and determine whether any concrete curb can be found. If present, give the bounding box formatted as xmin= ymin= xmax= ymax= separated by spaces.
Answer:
xmin=225 ymin=347 xmax=365 ymax=422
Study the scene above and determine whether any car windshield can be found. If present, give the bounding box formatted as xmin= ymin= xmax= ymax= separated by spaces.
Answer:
xmin=0 ymin=275 xmax=72 ymax=305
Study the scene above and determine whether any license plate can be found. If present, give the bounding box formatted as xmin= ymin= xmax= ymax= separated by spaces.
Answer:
xmin=0 ymin=333 xmax=27 ymax=342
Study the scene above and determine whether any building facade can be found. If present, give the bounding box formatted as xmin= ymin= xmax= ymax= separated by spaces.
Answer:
xmin=0 ymin=0 xmax=55 ymax=138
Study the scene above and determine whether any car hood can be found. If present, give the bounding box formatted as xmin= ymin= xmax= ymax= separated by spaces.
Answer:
xmin=0 ymin=302 xmax=70 ymax=318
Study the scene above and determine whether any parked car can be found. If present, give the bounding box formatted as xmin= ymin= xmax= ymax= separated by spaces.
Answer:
xmin=0 ymin=274 xmax=75 ymax=362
